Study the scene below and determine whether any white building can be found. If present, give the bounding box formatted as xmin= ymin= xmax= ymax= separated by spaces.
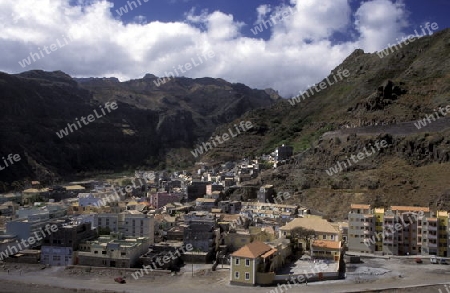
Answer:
xmin=96 ymin=212 xmax=154 ymax=244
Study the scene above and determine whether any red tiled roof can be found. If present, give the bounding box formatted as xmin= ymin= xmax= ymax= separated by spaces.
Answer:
xmin=231 ymin=241 xmax=272 ymax=259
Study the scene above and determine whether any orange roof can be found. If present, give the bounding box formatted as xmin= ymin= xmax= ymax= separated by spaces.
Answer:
xmin=261 ymin=248 xmax=277 ymax=259
xmin=351 ymin=204 xmax=371 ymax=209
xmin=391 ymin=206 xmax=429 ymax=212
xmin=231 ymin=241 xmax=272 ymax=259
xmin=312 ymin=240 xmax=341 ymax=250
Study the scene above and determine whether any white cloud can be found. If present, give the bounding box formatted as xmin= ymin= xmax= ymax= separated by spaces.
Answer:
xmin=255 ymin=4 xmax=272 ymax=24
xmin=0 ymin=0 xmax=410 ymax=97
xmin=355 ymin=0 xmax=409 ymax=52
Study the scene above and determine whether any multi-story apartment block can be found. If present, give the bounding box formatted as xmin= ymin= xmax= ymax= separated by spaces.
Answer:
xmin=96 ymin=213 xmax=154 ymax=244
xmin=41 ymin=221 xmax=96 ymax=266
xmin=347 ymin=204 xmax=450 ymax=256
xmin=149 ymin=192 xmax=182 ymax=209
xmin=438 ymin=211 xmax=448 ymax=257
xmin=448 ymin=216 xmax=450 ymax=256
xmin=348 ymin=204 xmax=375 ymax=254
xmin=187 ymin=181 xmax=209 ymax=201
xmin=183 ymin=212 xmax=218 ymax=253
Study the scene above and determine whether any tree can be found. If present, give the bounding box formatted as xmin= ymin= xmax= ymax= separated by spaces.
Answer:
xmin=11 ymin=181 xmax=24 ymax=192
xmin=0 ymin=182 xmax=9 ymax=193
xmin=121 ymin=179 xmax=132 ymax=186
xmin=98 ymin=227 xmax=111 ymax=235
xmin=290 ymin=227 xmax=316 ymax=253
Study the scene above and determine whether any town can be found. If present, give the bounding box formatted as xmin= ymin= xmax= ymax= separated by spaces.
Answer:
xmin=0 ymin=143 xmax=448 ymax=289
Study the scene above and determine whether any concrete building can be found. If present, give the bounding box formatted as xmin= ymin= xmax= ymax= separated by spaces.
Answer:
xmin=311 ymin=240 xmax=342 ymax=262
xmin=96 ymin=213 xmax=154 ymax=243
xmin=183 ymin=212 xmax=218 ymax=255
xmin=257 ymin=185 xmax=275 ymax=203
xmin=206 ymin=184 xmax=224 ymax=196
xmin=187 ymin=181 xmax=209 ymax=201
xmin=6 ymin=217 xmax=54 ymax=244
xmin=273 ymin=144 xmax=293 ymax=161
xmin=78 ymin=192 xmax=120 ymax=208
xmin=0 ymin=193 xmax=22 ymax=205
xmin=347 ymin=204 xmax=441 ymax=256
xmin=77 ymin=233 xmax=150 ymax=267
xmin=437 ymin=211 xmax=449 ymax=257
xmin=149 ymin=192 xmax=182 ymax=209
xmin=347 ymin=204 xmax=375 ymax=254
xmin=225 ymin=230 xmax=253 ymax=252
xmin=41 ymin=221 xmax=96 ymax=266
xmin=195 ymin=198 xmax=217 ymax=212
xmin=241 ymin=202 xmax=299 ymax=223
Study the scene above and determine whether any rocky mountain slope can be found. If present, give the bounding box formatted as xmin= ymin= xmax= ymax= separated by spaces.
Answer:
xmin=203 ymin=28 xmax=450 ymax=219
xmin=0 ymin=71 xmax=279 ymax=186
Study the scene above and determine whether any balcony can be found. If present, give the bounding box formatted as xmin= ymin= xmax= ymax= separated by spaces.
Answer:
xmin=427 ymin=234 xmax=437 ymax=240
xmin=428 ymin=226 xmax=437 ymax=232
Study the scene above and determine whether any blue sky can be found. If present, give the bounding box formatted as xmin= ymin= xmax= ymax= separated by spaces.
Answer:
xmin=1 ymin=0 xmax=449 ymax=97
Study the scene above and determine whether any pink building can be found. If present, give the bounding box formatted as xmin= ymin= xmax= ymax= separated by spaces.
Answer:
xmin=149 ymin=192 xmax=182 ymax=209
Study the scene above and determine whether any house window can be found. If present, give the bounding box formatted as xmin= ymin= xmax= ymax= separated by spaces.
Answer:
xmin=245 ymin=272 xmax=250 ymax=280
xmin=235 ymin=258 xmax=240 ymax=265
xmin=245 ymin=259 xmax=250 ymax=266
xmin=235 ymin=272 xmax=239 ymax=279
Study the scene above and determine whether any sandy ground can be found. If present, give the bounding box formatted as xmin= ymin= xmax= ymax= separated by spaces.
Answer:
xmin=0 ymin=258 xmax=449 ymax=293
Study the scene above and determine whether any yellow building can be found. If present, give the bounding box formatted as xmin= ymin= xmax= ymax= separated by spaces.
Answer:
xmin=374 ymin=208 xmax=385 ymax=252
xmin=230 ymin=241 xmax=277 ymax=286
xmin=437 ymin=211 xmax=449 ymax=257
xmin=311 ymin=240 xmax=342 ymax=262
xmin=279 ymin=215 xmax=340 ymax=252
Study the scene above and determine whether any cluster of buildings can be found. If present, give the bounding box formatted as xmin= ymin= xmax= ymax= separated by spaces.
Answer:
xmin=348 ymin=204 xmax=450 ymax=257
xmin=0 ymin=160 xmax=349 ymax=287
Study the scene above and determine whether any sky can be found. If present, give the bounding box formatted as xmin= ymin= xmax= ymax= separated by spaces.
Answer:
xmin=0 ymin=0 xmax=449 ymax=98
